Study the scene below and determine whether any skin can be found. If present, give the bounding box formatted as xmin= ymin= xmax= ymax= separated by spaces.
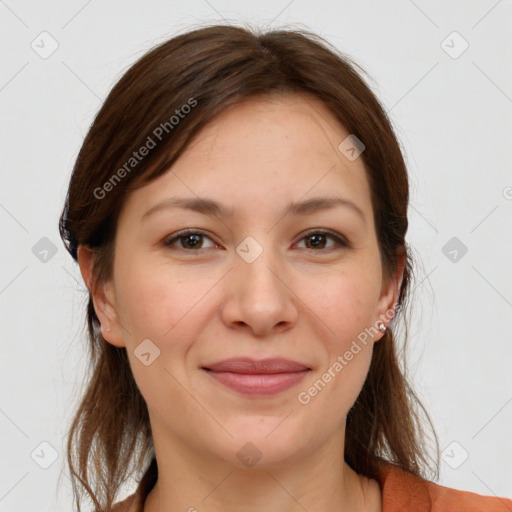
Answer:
xmin=78 ymin=92 xmax=404 ymax=512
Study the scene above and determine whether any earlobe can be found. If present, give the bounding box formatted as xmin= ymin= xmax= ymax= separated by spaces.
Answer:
xmin=77 ymin=245 xmax=126 ymax=348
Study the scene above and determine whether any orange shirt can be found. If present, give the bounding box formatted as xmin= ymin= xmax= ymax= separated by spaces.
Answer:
xmin=112 ymin=460 xmax=512 ymax=512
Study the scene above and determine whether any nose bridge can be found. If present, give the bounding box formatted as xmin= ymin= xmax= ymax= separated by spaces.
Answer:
xmin=235 ymin=234 xmax=281 ymax=295
xmin=222 ymin=233 xmax=298 ymax=333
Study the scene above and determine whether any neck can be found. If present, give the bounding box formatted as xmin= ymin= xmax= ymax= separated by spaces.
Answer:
xmin=143 ymin=421 xmax=381 ymax=512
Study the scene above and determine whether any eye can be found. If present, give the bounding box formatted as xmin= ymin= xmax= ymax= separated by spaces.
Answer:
xmin=163 ymin=230 xmax=218 ymax=251
xmin=163 ymin=228 xmax=350 ymax=253
xmin=294 ymin=229 xmax=350 ymax=251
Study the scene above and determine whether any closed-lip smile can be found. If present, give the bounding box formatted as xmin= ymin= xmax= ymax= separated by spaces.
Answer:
xmin=202 ymin=357 xmax=311 ymax=396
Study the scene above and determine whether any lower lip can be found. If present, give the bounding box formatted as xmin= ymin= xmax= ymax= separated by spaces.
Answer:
xmin=203 ymin=370 xmax=310 ymax=396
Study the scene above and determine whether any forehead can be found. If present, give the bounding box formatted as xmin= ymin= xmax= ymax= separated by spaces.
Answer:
xmin=186 ymin=92 xmax=352 ymax=163
xmin=120 ymin=92 xmax=373 ymax=226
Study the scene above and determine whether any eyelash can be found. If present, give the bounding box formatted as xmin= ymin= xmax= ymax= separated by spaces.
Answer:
xmin=162 ymin=229 xmax=351 ymax=254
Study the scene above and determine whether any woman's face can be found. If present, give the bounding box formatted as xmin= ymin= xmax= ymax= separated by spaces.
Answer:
xmin=82 ymin=93 xmax=400 ymax=469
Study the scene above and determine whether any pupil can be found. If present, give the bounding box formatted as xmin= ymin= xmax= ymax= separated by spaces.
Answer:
xmin=308 ymin=234 xmax=324 ymax=248
xmin=184 ymin=234 xmax=201 ymax=248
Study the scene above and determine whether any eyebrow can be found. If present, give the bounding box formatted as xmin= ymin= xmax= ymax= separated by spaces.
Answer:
xmin=141 ymin=196 xmax=366 ymax=223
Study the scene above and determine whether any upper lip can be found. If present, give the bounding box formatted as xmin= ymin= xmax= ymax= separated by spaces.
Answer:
xmin=202 ymin=357 xmax=310 ymax=374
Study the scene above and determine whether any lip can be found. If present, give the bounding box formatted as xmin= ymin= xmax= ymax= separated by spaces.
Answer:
xmin=202 ymin=357 xmax=311 ymax=396
xmin=203 ymin=357 xmax=310 ymax=374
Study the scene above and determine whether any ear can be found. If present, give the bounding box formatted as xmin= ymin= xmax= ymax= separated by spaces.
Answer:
xmin=374 ymin=248 xmax=406 ymax=341
xmin=77 ymin=245 xmax=126 ymax=348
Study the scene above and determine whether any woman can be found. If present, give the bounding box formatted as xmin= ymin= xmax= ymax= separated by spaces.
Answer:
xmin=59 ymin=24 xmax=512 ymax=512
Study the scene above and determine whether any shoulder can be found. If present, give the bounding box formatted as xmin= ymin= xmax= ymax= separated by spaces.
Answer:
xmin=375 ymin=461 xmax=512 ymax=512
xmin=424 ymin=480 xmax=512 ymax=512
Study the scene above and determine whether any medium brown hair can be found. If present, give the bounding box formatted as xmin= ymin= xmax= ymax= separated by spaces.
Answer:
xmin=59 ymin=23 xmax=440 ymax=511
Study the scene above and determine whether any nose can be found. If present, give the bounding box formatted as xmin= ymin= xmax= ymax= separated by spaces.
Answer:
xmin=220 ymin=245 xmax=299 ymax=337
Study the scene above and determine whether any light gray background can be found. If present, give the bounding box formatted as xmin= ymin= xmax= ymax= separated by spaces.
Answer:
xmin=1 ymin=1 xmax=511 ymax=510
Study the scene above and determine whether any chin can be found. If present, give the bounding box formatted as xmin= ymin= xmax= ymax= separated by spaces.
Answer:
xmin=211 ymin=423 xmax=308 ymax=469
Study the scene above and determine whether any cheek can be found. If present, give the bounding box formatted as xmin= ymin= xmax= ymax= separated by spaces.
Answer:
xmin=303 ymin=268 xmax=379 ymax=397
xmin=298 ymin=278 xmax=376 ymax=420
xmin=115 ymin=267 xmax=210 ymax=413
xmin=313 ymin=266 xmax=380 ymax=342
xmin=114 ymin=258 xmax=205 ymax=341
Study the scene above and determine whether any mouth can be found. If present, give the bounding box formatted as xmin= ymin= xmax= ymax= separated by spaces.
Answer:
xmin=201 ymin=357 xmax=311 ymax=396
